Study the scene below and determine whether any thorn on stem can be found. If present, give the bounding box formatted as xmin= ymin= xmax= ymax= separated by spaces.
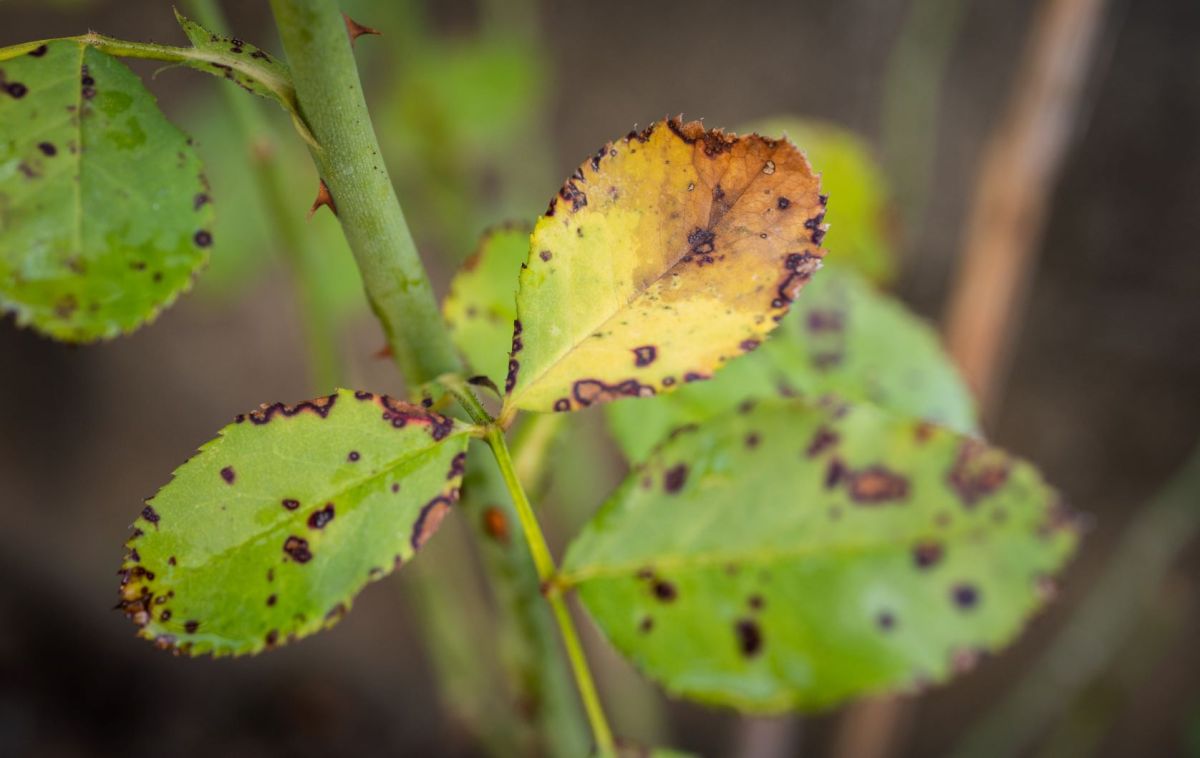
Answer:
xmin=343 ymin=14 xmax=381 ymax=46
xmin=374 ymin=344 xmax=393 ymax=360
xmin=308 ymin=179 xmax=336 ymax=219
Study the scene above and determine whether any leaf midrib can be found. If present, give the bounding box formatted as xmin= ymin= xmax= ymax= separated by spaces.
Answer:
xmin=560 ymin=512 xmax=1059 ymax=587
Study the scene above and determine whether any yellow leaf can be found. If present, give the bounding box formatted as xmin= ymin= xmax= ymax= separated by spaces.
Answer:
xmin=503 ymin=117 xmax=828 ymax=415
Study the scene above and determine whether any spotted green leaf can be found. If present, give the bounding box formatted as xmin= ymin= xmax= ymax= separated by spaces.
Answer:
xmin=744 ymin=117 xmax=896 ymax=285
xmin=564 ymin=399 xmax=1078 ymax=712
xmin=606 ymin=265 xmax=977 ymax=462
xmin=503 ymin=117 xmax=828 ymax=415
xmin=0 ymin=41 xmax=212 ymax=341
xmin=118 ymin=388 xmax=471 ymax=656
xmin=443 ymin=224 xmax=530 ymax=391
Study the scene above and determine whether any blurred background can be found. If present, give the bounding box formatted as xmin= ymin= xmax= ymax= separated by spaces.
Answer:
xmin=1 ymin=0 xmax=1198 ymax=756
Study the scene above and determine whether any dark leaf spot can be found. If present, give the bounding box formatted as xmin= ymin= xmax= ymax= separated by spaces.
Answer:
xmin=806 ymin=426 xmax=839 ymax=457
xmin=194 ymin=230 xmax=213 ymax=247
xmin=184 ymin=620 xmax=199 ymax=634
xmin=632 ymin=345 xmax=657 ymax=367
xmin=663 ymin=463 xmax=688 ymax=493
xmin=307 ymin=503 xmax=335 ymax=529
xmin=37 ymin=142 xmax=57 ymax=157
xmin=220 ymin=466 xmax=235 ymax=484
xmin=847 ymin=466 xmax=909 ymax=504
xmin=735 ymin=619 xmax=763 ymax=657
xmin=281 ymin=498 xmax=299 ymax=511
xmin=411 ymin=496 xmax=453 ymax=551
xmin=913 ymin=542 xmax=944 ymax=569
xmin=347 ymin=450 xmax=360 ymax=462
xmin=952 ymin=583 xmax=980 ymax=610
xmin=141 ymin=505 xmax=160 ymax=525
xmin=283 ymin=536 xmax=313 ymax=563
xmin=651 ymin=580 xmax=677 ymax=602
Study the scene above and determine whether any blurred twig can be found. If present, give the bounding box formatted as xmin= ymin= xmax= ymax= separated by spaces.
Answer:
xmin=943 ymin=0 xmax=1110 ymax=420
xmin=832 ymin=0 xmax=1110 ymax=756
xmin=951 ymin=444 xmax=1200 ymax=757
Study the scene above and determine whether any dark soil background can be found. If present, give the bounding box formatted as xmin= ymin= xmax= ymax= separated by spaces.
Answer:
xmin=2 ymin=0 xmax=1198 ymax=756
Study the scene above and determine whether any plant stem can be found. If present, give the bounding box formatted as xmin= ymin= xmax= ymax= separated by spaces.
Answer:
xmin=184 ymin=0 xmax=339 ymax=391
xmin=267 ymin=4 xmax=591 ymax=753
xmin=269 ymin=0 xmax=462 ymax=389
xmin=486 ymin=424 xmax=617 ymax=756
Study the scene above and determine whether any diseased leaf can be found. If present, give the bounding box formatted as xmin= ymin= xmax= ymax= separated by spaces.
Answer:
xmin=606 ymin=265 xmax=977 ymax=461
xmin=503 ymin=117 xmax=828 ymax=415
xmin=443 ymin=223 xmax=530 ymax=390
xmin=171 ymin=10 xmax=312 ymax=144
xmin=117 ymin=388 xmax=471 ymax=656
xmin=0 ymin=41 xmax=211 ymax=341
xmin=564 ymin=399 xmax=1079 ymax=712
xmin=173 ymin=10 xmax=293 ymax=106
xmin=744 ymin=117 xmax=896 ymax=285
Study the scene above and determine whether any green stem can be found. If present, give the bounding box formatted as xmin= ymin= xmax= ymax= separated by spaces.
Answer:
xmin=269 ymin=0 xmax=462 ymax=388
xmin=486 ymin=424 xmax=616 ymax=756
xmin=266 ymin=4 xmax=591 ymax=754
xmin=184 ymin=0 xmax=339 ymax=391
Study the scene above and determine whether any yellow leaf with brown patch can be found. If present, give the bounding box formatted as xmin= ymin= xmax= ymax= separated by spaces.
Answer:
xmin=502 ymin=117 xmax=828 ymax=415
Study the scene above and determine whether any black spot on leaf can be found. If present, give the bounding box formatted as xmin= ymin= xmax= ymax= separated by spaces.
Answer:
xmin=913 ymin=542 xmax=944 ymax=569
xmin=632 ymin=345 xmax=657 ymax=367
xmin=735 ymin=619 xmax=763 ymax=657
xmin=952 ymin=583 xmax=980 ymax=610
xmin=307 ymin=504 xmax=335 ymax=529
xmin=651 ymin=580 xmax=677 ymax=602
xmin=283 ymin=536 xmax=313 ymax=563
xmin=663 ymin=463 xmax=688 ymax=493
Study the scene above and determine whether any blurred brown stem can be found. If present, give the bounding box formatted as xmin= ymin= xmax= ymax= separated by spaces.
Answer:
xmin=833 ymin=0 xmax=1109 ymax=757
xmin=943 ymin=0 xmax=1110 ymax=420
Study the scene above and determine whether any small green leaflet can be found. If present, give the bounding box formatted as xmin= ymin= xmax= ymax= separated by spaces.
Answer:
xmin=118 ymin=389 xmax=471 ymax=656
xmin=170 ymin=10 xmax=313 ymax=145
xmin=606 ymin=264 xmax=978 ymax=462
xmin=0 ymin=41 xmax=211 ymax=341
xmin=564 ymin=399 xmax=1078 ymax=712
xmin=443 ymin=224 xmax=530 ymax=391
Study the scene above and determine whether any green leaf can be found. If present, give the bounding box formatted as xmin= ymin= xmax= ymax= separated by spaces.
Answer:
xmin=606 ymin=265 xmax=977 ymax=462
xmin=564 ymin=399 xmax=1078 ymax=712
xmin=744 ymin=117 xmax=896 ymax=285
xmin=170 ymin=10 xmax=313 ymax=145
xmin=118 ymin=388 xmax=472 ymax=656
xmin=0 ymin=41 xmax=211 ymax=341
xmin=503 ymin=117 xmax=828 ymax=415
xmin=443 ymin=223 xmax=530 ymax=390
